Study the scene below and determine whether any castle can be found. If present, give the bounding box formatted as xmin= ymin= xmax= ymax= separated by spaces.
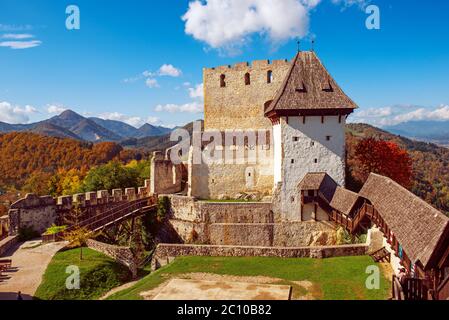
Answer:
xmin=186 ymin=51 xmax=356 ymax=220
xmin=2 ymin=51 xmax=449 ymax=300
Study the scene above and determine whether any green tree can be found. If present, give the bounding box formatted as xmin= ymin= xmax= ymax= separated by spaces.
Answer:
xmin=83 ymin=161 xmax=139 ymax=192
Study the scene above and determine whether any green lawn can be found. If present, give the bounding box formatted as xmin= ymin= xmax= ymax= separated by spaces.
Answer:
xmin=108 ymin=256 xmax=391 ymax=300
xmin=35 ymin=248 xmax=132 ymax=300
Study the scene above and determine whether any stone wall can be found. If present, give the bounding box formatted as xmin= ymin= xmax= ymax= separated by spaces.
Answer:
xmin=165 ymin=196 xmax=337 ymax=247
xmin=150 ymin=156 xmax=185 ymax=195
xmin=0 ymin=235 xmax=18 ymax=257
xmin=208 ymin=222 xmax=337 ymax=247
xmin=86 ymin=239 xmax=137 ymax=278
xmin=151 ymin=242 xmax=369 ymax=271
xmin=275 ymin=116 xmax=347 ymax=221
xmin=9 ymin=194 xmax=57 ymax=234
xmin=204 ymin=59 xmax=291 ymax=131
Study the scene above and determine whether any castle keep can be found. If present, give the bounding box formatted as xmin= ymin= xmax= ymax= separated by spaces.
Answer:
xmin=189 ymin=51 xmax=356 ymax=220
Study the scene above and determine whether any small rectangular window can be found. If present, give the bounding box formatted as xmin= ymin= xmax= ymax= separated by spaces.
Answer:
xmin=310 ymin=141 xmax=315 ymax=147
xmin=314 ymin=159 xmax=318 ymax=164
xmin=326 ymin=136 xmax=332 ymax=141
xmin=291 ymin=159 xmax=295 ymax=164
xmin=293 ymin=137 xmax=299 ymax=142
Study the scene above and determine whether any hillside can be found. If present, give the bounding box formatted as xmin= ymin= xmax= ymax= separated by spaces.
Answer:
xmin=346 ymin=123 xmax=449 ymax=214
xmin=384 ymin=120 xmax=449 ymax=147
xmin=0 ymin=132 xmax=144 ymax=188
xmin=121 ymin=121 xmax=199 ymax=152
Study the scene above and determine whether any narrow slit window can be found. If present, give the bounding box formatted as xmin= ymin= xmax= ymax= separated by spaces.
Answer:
xmin=244 ymin=73 xmax=251 ymax=85
xmin=326 ymin=136 xmax=332 ymax=141
xmin=220 ymin=74 xmax=226 ymax=87
xmin=267 ymin=70 xmax=273 ymax=83
xmin=314 ymin=158 xmax=318 ymax=164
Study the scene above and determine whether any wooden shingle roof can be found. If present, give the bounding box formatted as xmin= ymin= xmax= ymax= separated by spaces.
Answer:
xmin=359 ymin=173 xmax=449 ymax=269
xmin=330 ymin=187 xmax=359 ymax=215
xmin=298 ymin=172 xmax=338 ymax=203
xmin=265 ymin=51 xmax=357 ymax=117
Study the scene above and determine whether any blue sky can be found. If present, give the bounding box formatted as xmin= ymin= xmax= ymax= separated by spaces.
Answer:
xmin=0 ymin=0 xmax=448 ymax=128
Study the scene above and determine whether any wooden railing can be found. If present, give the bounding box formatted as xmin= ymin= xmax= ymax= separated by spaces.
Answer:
xmin=44 ymin=195 xmax=158 ymax=242
xmin=329 ymin=204 xmax=369 ymax=233
xmin=392 ymin=276 xmax=430 ymax=300
xmin=436 ymin=275 xmax=449 ymax=300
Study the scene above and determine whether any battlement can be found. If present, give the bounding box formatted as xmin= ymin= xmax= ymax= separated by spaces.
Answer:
xmin=7 ymin=179 xmax=153 ymax=236
xmin=203 ymin=56 xmax=292 ymax=131
xmin=205 ymin=59 xmax=291 ymax=73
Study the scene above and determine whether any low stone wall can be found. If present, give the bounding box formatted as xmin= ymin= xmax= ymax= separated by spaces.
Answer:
xmin=86 ymin=239 xmax=137 ymax=278
xmin=151 ymin=243 xmax=369 ymax=271
xmin=0 ymin=235 xmax=18 ymax=257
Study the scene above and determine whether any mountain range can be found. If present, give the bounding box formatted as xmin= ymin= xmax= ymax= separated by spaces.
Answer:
xmin=384 ymin=120 xmax=449 ymax=147
xmin=0 ymin=110 xmax=172 ymax=142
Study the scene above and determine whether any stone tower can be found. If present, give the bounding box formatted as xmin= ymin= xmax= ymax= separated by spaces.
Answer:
xmin=265 ymin=51 xmax=357 ymax=220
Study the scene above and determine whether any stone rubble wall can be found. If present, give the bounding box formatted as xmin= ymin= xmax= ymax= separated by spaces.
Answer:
xmin=164 ymin=195 xmax=337 ymax=247
xmin=86 ymin=239 xmax=137 ymax=278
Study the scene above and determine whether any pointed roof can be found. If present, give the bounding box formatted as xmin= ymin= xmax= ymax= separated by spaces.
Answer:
xmin=265 ymin=51 xmax=358 ymax=117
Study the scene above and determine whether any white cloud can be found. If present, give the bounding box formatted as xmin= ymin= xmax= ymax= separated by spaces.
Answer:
xmin=145 ymin=78 xmax=160 ymax=88
xmin=350 ymin=104 xmax=449 ymax=127
xmin=155 ymin=102 xmax=204 ymax=114
xmin=47 ymin=104 xmax=67 ymax=114
xmin=182 ymin=0 xmax=320 ymax=50
xmin=0 ymin=24 xmax=33 ymax=32
xmin=124 ymin=64 xmax=182 ymax=86
xmin=188 ymin=83 xmax=204 ymax=100
xmin=98 ymin=112 xmax=161 ymax=128
xmin=0 ymin=101 xmax=37 ymax=124
xmin=158 ymin=64 xmax=182 ymax=77
xmin=2 ymin=33 xmax=34 ymax=39
xmin=331 ymin=0 xmax=370 ymax=9
xmin=0 ymin=40 xmax=42 ymax=49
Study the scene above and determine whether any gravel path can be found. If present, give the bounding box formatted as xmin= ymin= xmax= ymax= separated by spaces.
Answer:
xmin=0 ymin=240 xmax=67 ymax=300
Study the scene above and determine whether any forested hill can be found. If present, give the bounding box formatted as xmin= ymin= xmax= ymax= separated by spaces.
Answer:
xmin=0 ymin=132 xmax=144 ymax=188
xmin=346 ymin=123 xmax=449 ymax=215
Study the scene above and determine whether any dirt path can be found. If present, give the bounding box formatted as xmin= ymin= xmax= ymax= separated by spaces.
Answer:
xmin=0 ymin=240 xmax=67 ymax=300
xmin=100 ymin=280 xmax=140 ymax=300
xmin=140 ymin=273 xmax=316 ymax=300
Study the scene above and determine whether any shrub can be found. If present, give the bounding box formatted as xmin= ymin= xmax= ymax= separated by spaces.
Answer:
xmin=157 ymin=196 xmax=171 ymax=222
xmin=43 ymin=224 xmax=67 ymax=236
xmin=336 ymin=227 xmax=367 ymax=245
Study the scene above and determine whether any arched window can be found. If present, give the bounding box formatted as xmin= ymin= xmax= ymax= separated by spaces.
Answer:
xmin=267 ymin=70 xmax=273 ymax=83
xmin=220 ymin=74 xmax=226 ymax=88
xmin=244 ymin=72 xmax=251 ymax=85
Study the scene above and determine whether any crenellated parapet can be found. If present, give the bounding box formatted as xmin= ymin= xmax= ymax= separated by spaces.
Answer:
xmin=203 ymin=58 xmax=292 ymax=131
xmin=204 ymin=59 xmax=291 ymax=72
xmin=7 ymin=179 xmax=153 ymax=236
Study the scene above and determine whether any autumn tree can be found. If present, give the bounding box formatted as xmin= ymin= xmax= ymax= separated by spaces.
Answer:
xmin=63 ymin=203 xmax=97 ymax=260
xmin=352 ymin=138 xmax=413 ymax=188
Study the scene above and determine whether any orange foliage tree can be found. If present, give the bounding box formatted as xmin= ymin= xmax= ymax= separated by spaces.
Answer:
xmin=352 ymin=138 xmax=413 ymax=189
